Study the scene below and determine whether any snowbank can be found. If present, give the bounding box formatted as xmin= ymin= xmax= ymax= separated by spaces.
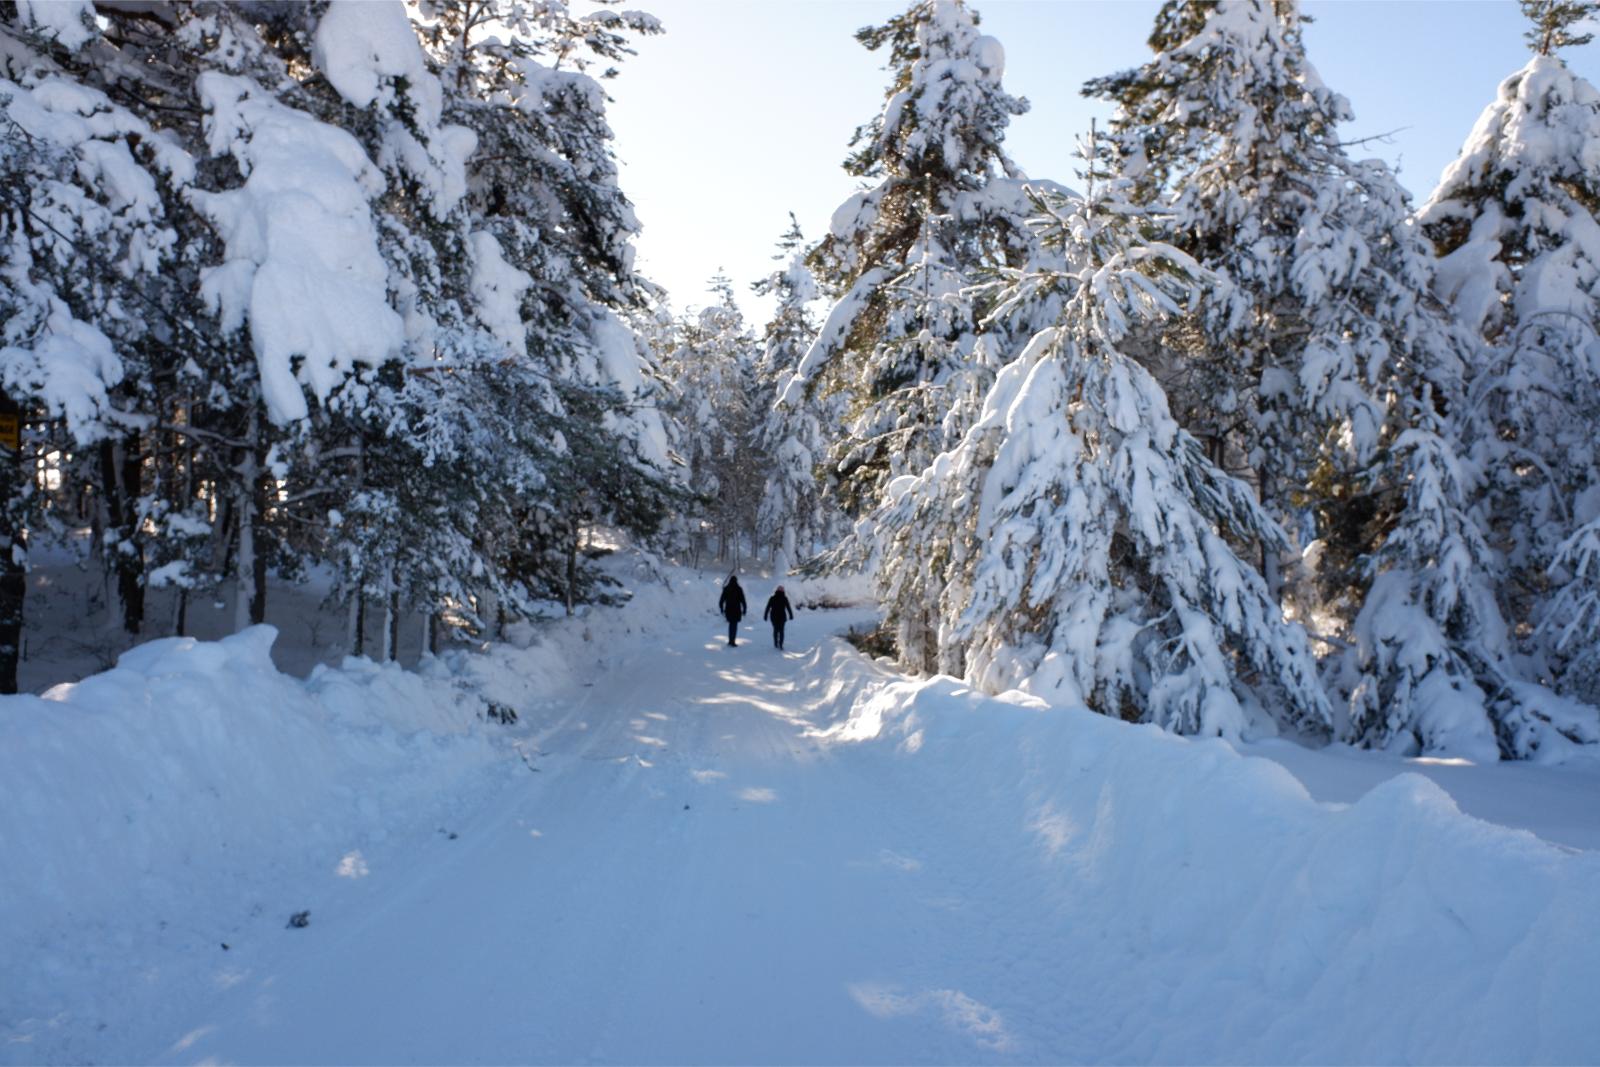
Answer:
xmin=0 ymin=626 xmax=548 ymax=1061
xmin=5 ymin=559 xmax=1596 ymax=1064
xmin=795 ymin=644 xmax=1600 ymax=1064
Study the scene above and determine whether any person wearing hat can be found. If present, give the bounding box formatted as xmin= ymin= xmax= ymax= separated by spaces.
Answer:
xmin=763 ymin=584 xmax=795 ymax=651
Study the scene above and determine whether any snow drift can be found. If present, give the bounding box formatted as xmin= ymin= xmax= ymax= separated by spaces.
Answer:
xmin=2 ymin=572 xmax=1597 ymax=1064
xmin=0 ymin=625 xmax=561 ymax=1062
xmin=798 ymin=645 xmax=1600 ymax=1064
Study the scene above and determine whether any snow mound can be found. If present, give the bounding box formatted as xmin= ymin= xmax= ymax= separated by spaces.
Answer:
xmin=0 ymin=626 xmax=529 ymax=1061
xmin=795 ymin=644 xmax=1600 ymax=1064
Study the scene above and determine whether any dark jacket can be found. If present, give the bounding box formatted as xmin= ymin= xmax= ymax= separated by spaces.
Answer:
xmin=763 ymin=590 xmax=794 ymax=624
xmin=719 ymin=580 xmax=747 ymax=622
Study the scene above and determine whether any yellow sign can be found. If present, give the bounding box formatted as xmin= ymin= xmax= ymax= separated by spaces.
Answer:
xmin=0 ymin=414 xmax=17 ymax=452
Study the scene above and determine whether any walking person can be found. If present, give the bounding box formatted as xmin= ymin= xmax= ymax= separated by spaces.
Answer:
xmin=719 ymin=574 xmax=748 ymax=647
xmin=763 ymin=585 xmax=795 ymax=650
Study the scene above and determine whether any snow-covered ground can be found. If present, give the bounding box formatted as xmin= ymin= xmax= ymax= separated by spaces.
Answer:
xmin=15 ymin=534 xmax=437 ymax=695
xmin=4 ymin=560 xmax=1598 ymax=1065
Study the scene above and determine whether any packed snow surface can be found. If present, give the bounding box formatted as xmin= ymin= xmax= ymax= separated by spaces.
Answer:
xmin=3 ymin=567 xmax=1598 ymax=1064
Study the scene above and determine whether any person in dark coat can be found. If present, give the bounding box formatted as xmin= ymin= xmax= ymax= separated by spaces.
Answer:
xmin=718 ymin=574 xmax=748 ymax=647
xmin=763 ymin=585 xmax=795 ymax=650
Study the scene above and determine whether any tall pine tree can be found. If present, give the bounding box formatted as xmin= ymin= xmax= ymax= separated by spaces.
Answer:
xmin=790 ymin=0 xmax=1033 ymax=525
xmin=1421 ymin=0 xmax=1600 ymax=716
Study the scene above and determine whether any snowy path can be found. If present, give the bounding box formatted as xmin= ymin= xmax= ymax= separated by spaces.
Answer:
xmin=152 ymin=612 xmax=1068 ymax=1064
xmin=10 ymin=587 xmax=1596 ymax=1065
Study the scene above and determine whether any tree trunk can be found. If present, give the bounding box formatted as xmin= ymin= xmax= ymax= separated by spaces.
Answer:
xmin=386 ymin=587 xmax=400 ymax=662
xmin=0 ymin=510 xmax=24 ymax=695
xmin=1258 ymin=468 xmax=1284 ymax=606
xmin=96 ymin=434 xmax=145 ymax=636
xmin=212 ymin=494 xmax=234 ymax=575
xmin=379 ymin=561 xmax=396 ymax=661
xmin=116 ymin=435 xmax=145 ymax=635
xmin=172 ymin=429 xmax=195 ymax=638
xmin=0 ymin=390 xmax=25 ymax=693
xmin=565 ymin=522 xmax=578 ymax=617
xmin=233 ymin=489 xmax=253 ymax=633
xmin=0 ymin=537 xmax=23 ymax=695
xmin=479 ymin=588 xmax=500 ymax=642
xmin=233 ymin=412 xmax=261 ymax=633
xmin=352 ymin=588 xmax=367 ymax=657
xmin=251 ymin=512 xmax=268 ymax=627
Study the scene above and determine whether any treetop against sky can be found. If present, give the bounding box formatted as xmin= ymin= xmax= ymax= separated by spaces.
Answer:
xmin=606 ymin=0 xmax=1600 ymax=319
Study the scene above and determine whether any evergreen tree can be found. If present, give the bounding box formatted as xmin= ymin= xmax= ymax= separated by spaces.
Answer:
xmin=1 ymin=0 xmax=677 ymax=675
xmin=879 ymin=185 xmax=1330 ymax=738
xmin=1420 ymin=8 xmax=1600 ymax=709
xmin=322 ymin=0 xmax=677 ymax=633
xmin=752 ymin=216 xmax=833 ymax=573
xmin=1523 ymin=0 xmax=1597 ymax=55
xmin=1546 ymin=517 xmax=1600 ymax=709
xmin=791 ymin=0 xmax=1033 ymax=522
xmin=1337 ymin=396 xmax=1510 ymax=759
xmin=1086 ymin=0 xmax=1422 ymax=608
xmin=1079 ymin=0 xmax=1585 ymax=757
xmin=1 ymin=2 xmax=205 ymax=675
xmin=414 ymin=0 xmax=676 ymax=616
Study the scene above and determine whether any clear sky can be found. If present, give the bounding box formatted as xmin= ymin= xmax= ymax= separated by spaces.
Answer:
xmin=605 ymin=1 xmax=1600 ymax=321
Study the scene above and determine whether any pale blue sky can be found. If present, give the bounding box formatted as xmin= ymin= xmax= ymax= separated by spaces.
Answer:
xmin=606 ymin=1 xmax=1600 ymax=320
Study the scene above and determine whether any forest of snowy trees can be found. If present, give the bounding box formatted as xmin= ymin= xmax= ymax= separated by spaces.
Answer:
xmin=4 ymin=0 xmax=1600 ymax=761
xmin=0 ymin=0 xmax=682 ymax=689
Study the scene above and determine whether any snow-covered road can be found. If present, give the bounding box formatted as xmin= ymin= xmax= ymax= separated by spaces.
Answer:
xmin=152 ymin=610 xmax=1061 ymax=1064
xmin=12 ymin=583 xmax=1597 ymax=1065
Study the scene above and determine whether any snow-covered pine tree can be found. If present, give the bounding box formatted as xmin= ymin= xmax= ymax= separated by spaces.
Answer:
xmin=1547 ymin=515 xmax=1600 ymax=704
xmin=1 ymin=0 xmax=677 ymax=665
xmin=1084 ymin=0 xmax=1594 ymax=757
xmin=880 ymin=184 xmax=1330 ymax=738
xmin=1340 ymin=361 xmax=1600 ymax=760
xmin=8 ymin=1 xmax=441 ymax=637
xmin=752 ymin=216 xmax=834 ymax=573
xmin=415 ymin=0 xmax=677 ymax=616
xmin=789 ymin=0 xmax=1032 ymax=524
xmin=1338 ymin=392 xmax=1508 ymax=760
xmin=1086 ymin=0 xmax=1419 ymax=608
xmin=308 ymin=0 xmax=528 ymax=647
xmin=1 ymin=2 xmax=208 ymax=673
xmin=186 ymin=3 xmax=446 ymax=632
xmin=1420 ymin=1 xmax=1600 ymax=703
